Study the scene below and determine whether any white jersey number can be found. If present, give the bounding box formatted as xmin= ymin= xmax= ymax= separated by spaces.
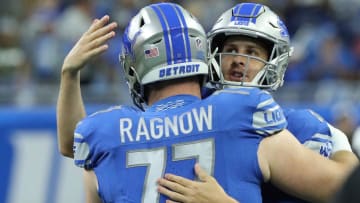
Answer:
xmin=126 ymin=138 xmax=214 ymax=203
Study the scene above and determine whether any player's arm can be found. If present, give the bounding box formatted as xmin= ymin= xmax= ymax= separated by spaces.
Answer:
xmin=83 ymin=170 xmax=102 ymax=203
xmin=75 ymin=121 xmax=102 ymax=203
xmin=157 ymin=163 xmax=239 ymax=203
xmin=305 ymin=109 xmax=353 ymax=155
xmin=56 ymin=15 xmax=117 ymax=157
xmin=259 ymin=129 xmax=359 ymax=203
xmin=307 ymin=111 xmax=357 ymax=167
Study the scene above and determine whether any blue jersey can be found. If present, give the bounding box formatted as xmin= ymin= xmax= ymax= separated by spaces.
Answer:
xmin=74 ymin=87 xmax=287 ymax=203
xmin=262 ymin=108 xmax=333 ymax=203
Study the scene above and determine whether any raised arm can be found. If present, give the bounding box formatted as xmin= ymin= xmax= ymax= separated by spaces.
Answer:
xmin=259 ymin=129 xmax=359 ymax=203
xmin=56 ymin=15 xmax=117 ymax=157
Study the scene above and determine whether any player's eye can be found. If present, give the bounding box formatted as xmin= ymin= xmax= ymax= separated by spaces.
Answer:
xmin=246 ymin=48 xmax=259 ymax=56
xmin=223 ymin=48 xmax=237 ymax=54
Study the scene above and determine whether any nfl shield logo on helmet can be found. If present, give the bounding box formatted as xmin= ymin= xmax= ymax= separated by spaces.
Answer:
xmin=196 ymin=38 xmax=202 ymax=49
xmin=144 ymin=47 xmax=159 ymax=59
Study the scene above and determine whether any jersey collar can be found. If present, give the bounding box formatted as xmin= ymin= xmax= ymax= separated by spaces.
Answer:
xmin=147 ymin=94 xmax=201 ymax=112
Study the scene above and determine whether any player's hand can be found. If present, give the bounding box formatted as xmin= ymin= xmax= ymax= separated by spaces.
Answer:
xmin=157 ymin=163 xmax=239 ymax=203
xmin=62 ymin=15 xmax=117 ymax=76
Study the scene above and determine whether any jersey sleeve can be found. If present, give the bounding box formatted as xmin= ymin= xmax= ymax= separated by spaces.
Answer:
xmin=285 ymin=109 xmax=329 ymax=144
xmin=285 ymin=109 xmax=351 ymax=158
xmin=73 ymin=118 xmax=104 ymax=170
xmin=73 ymin=105 xmax=133 ymax=170
xmin=251 ymin=90 xmax=287 ymax=136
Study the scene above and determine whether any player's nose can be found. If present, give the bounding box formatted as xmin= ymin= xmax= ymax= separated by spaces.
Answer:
xmin=232 ymin=54 xmax=247 ymax=67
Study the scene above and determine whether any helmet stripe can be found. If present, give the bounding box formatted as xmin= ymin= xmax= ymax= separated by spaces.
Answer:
xmin=152 ymin=4 xmax=188 ymax=65
xmin=174 ymin=5 xmax=191 ymax=62
xmin=151 ymin=5 xmax=172 ymax=65
xmin=231 ymin=3 xmax=262 ymax=24
xmin=232 ymin=4 xmax=241 ymax=19
xmin=160 ymin=4 xmax=188 ymax=64
xmin=251 ymin=4 xmax=262 ymax=23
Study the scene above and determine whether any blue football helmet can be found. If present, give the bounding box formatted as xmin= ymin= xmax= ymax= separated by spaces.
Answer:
xmin=121 ymin=3 xmax=208 ymax=109
xmin=208 ymin=3 xmax=293 ymax=91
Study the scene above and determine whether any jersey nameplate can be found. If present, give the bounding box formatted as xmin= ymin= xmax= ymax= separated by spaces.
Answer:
xmin=119 ymin=105 xmax=213 ymax=143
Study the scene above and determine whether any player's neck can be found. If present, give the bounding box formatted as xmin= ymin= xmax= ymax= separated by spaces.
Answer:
xmin=147 ymin=81 xmax=201 ymax=106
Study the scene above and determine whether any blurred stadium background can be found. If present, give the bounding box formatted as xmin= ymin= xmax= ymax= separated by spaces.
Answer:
xmin=0 ymin=0 xmax=359 ymax=202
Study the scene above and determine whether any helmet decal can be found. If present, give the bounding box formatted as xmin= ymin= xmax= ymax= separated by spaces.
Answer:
xmin=231 ymin=3 xmax=263 ymax=25
xmin=144 ymin=47 xmax=159 ymax=59
xmin=196 ymin=38 xmax=203 ymax=49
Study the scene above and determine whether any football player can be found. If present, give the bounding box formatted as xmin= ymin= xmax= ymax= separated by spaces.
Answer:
xmin=57 ymin=2 xmax=358 ymax=203
xmin=157 ymin=3 xmax=358 ymax=203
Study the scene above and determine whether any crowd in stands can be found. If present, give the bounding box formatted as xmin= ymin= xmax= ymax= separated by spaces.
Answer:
xmin=0 ymin=0 xmax=359 ymax=144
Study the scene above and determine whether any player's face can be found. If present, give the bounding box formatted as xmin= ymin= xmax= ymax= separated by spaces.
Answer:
xmin=220 ymin=36 xmax=269 ymax=82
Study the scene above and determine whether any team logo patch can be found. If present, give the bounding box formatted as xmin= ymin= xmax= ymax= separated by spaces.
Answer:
xmin=144 ymin=47 xmax=159 ymax=59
